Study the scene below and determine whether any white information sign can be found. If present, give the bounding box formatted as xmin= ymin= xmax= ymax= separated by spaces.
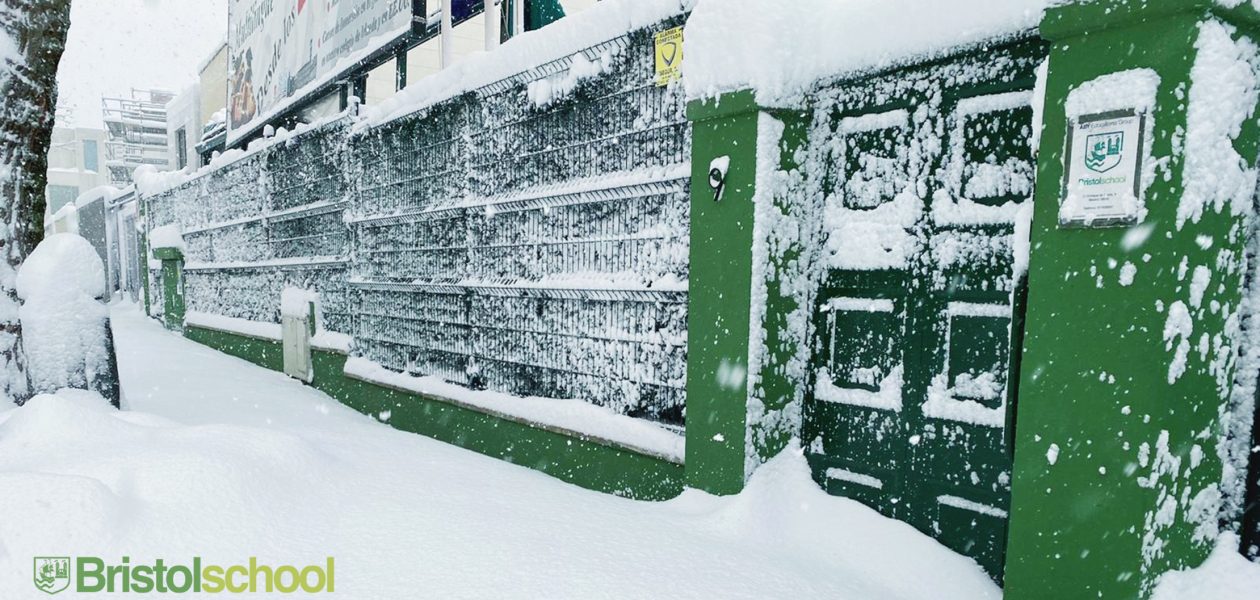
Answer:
xmin=1060 ymin=111 xmax=1145 ymax=228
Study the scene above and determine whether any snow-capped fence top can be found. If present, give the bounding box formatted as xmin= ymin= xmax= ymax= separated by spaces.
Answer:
xmin=356 ymin=0 xmax=694 ymax=130
xmin=683 ymin=0 xmax=1049 ymax=106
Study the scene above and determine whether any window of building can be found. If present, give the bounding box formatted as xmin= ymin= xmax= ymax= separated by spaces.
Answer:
xmin=82 ymin=139 xmax=99 ymax=172
xmin=46 ymin=185 xmax=79 ymax=213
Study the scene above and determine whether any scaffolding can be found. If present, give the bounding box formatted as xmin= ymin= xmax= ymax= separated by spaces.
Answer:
xmin=102 ymin=88 xmax=173 ymax=186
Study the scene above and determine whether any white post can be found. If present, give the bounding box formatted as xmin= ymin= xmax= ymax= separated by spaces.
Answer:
xmin=512 ymin=0 xmax=525 ymax=39
xmin=484 ymin=0 xmax=501 ymax=51
xmin=440 ymin=0 xmax=454 ymax=68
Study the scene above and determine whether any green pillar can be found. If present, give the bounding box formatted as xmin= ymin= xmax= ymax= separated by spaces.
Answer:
xmin=153 ymin=246 xmax=185 ymax=332
xmin=1006 ymin=1 xmax=1260 ymax=597
xmin=685 ymin=91 xmax=813 ymax=494
xmin=140 ymin=201 xmax=152 ymax=317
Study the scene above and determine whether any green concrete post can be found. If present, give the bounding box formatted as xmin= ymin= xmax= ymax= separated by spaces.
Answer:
xmin=685 ymin=91 xmax=814 ymax=494
xmin=1006 ymin=1 xmax=1260 ymax=597
xmin=153 ymin=246 xmax=185 ymax=332
xmin=140 ymin=201 xmax=152 ymax=317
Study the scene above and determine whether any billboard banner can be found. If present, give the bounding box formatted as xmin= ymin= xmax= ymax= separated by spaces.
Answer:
xmin=227 ymin=0 xmax=412 ymax=145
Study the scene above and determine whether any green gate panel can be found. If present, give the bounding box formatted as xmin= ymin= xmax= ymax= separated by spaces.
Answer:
xmin=801 ymin=37 xmax=1047 ymax=581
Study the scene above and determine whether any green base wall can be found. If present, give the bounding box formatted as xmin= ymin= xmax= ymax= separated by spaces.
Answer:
xmin=183 ymin=325 xmax=684 ymax=501
xmin=184 ymin=327 xmax=284 ymax=372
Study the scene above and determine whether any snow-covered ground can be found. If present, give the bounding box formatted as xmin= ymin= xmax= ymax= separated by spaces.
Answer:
xmin=0 ymin=303 xmax=1001 ymax=599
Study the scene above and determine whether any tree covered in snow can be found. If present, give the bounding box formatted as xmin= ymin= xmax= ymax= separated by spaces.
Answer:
xmin=0 ymin=0 xmax=72 ymax=404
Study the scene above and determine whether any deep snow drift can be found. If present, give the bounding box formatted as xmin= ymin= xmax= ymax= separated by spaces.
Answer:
xmin=0 ymin=304 xmax=1001 ymax=599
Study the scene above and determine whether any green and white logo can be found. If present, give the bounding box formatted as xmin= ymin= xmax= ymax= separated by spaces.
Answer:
xmin=1084 ymin=131 xmax=1124 ymax=173
xmin=33 ymin=557 xmax=71 ymax=595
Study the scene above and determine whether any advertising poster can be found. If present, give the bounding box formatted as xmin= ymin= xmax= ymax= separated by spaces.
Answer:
xmin=227 ymin=0 xmax=412 ymax=144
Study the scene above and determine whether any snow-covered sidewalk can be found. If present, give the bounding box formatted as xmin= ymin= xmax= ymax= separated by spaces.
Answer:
xmin=0 ymin=303 xmax=1000 ymax=599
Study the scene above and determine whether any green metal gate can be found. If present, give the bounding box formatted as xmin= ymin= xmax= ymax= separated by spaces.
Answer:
xmin=802 ymin=37 xmax=1046 ymax=580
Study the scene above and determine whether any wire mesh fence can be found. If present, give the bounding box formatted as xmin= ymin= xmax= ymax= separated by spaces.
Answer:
xmin=142 ymin=122 xmax=353 ymax=331
xmin=142 ymin=16 xmax=691 ymax=428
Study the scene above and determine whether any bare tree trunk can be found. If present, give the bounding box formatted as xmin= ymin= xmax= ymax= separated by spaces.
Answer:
xmin=0 ymin=0 xmax=71 ymax=405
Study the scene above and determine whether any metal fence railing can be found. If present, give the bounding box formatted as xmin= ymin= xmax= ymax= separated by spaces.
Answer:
xmin=142 ymin=16 xmax=690 ymax=428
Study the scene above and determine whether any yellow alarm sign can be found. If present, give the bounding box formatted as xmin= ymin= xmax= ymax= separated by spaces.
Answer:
xmin=654 ymin=27 xmax=683 ymax=86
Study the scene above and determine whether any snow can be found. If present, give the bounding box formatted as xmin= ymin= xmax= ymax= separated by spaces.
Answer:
xmin=280 ymin=287 xmax=319 ymax=320
xmin=1179 ymin=19 xmax=1260 ymax=229
xmin=824 ymin=297 xmax=894 ymax=313
xmin=185 ymin=311 xmax=281 ymax=341
xmin=133 ymin=110 xmax=352 ymax=198
xmin=310 ymin=331 xmax=353 ymax=354
xmin=936 ymin=495 xmax=1008 ymax=519
xmin=15 ymin=234 xmax=109 ymax=396
xmin=1064 ymin=69 xmax=1161 ymax=119
xmin=1163 ymin=300 xmax=1194 ymax=385
xmin=526 ymin=49 xmax=621 ymax=108
xmin=279 ymin=287 xmax=352 ymax=352
xmin=919 ymin=302 xmax=1011 ymax=428
xmin=358 ymin=0 xmax=694 ymax=130
xmin=935 ymin=91 xmax=1036 ymax=226
xmin=826 ymin=467 xmax=884 ymax=490
xmin=1123 ymin=222 xmax=1156 ymax=251
xmin=744 ymin=112 xmax=795 ymax=477
xmin=815 ymin=365 xmax=904 ymax=412
xmin=148 ymin=223 xmax=185 ymax=253
xmin=344 ymin=356 xmax=685 ymax=463
xmin=1120 ymin=262 xmax=1138 ymax=286
xmin=1150 ymin=533 xmax=1260 ymax=600
xmin=1189 ymin=265 xmax=1212 ymax=309
xmin=825 ymin=189 xmax=922 ymax=271
xmin=0 ymin=304 xmax=1003 ymax=599
xmin=72 ymin=185 xmax=121 ymax=209
xmin=683 ymin=0 xmax=1048 ymax=106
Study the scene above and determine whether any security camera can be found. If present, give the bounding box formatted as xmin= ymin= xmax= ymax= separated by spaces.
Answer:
xmin=708 ymin=155 xmax=730 ymax=202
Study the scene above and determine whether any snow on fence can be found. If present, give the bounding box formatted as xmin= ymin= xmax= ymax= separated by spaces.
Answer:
xmin=140 ymin=14 xmax=690 ymax=429
xmin=144 ymin=121 xmax=355 ymax=335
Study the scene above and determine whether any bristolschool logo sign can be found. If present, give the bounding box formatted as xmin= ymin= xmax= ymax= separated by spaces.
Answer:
xmin=31 ymin=555 xmax=334 ymax=594
xmin=1084 ymin=130 xmax=1124 ymax=173
xmin=34 ymin=557 xmax=71 ymax=595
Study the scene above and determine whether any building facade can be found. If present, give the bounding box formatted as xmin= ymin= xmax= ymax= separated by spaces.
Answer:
xmin=44 ymin=126 xmax=109 ymax=216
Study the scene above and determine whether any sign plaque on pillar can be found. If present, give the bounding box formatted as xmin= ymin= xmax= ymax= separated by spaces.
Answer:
xmin=1059 ymin=109 xmax=1146 ymax=228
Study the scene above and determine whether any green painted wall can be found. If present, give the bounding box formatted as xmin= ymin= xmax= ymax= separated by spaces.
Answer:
xmin=745 ymin=109 xmax=814 ymax=478
xmin=1006 ymin=1 xmax=1260 ymax=597
xmin=184 ymin=327 xmax=284 ymax=372
xmin=182 ymin=325 xmax=684 ymax=501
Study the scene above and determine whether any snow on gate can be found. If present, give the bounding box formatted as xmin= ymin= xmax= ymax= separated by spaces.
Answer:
xmin=795 ymin=35 xmax=1046 ymax=581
